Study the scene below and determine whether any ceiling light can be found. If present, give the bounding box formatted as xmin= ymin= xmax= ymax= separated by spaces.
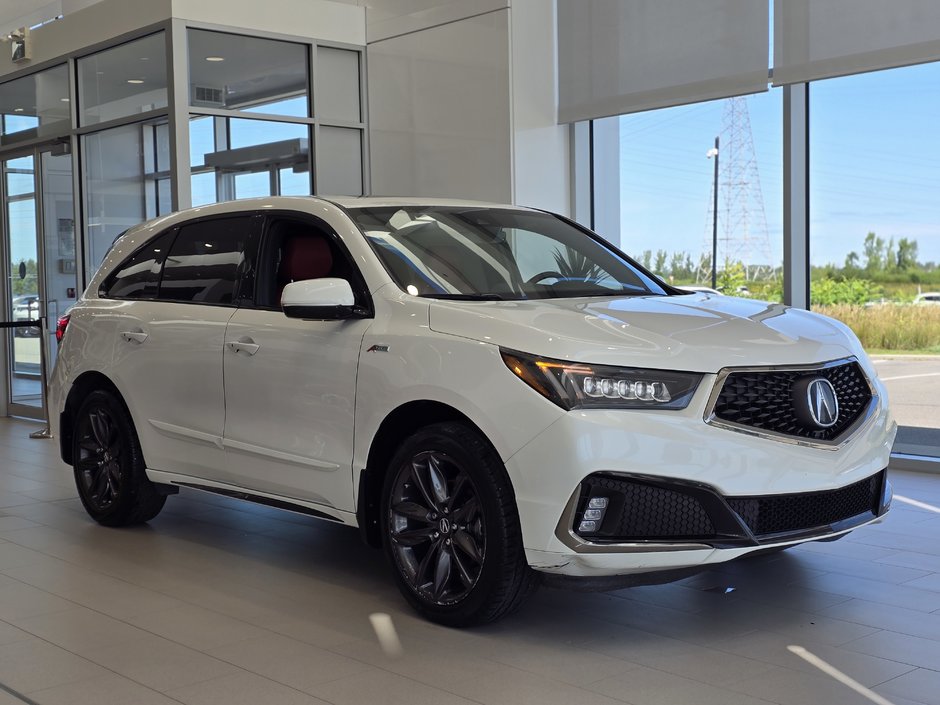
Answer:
xmin=205 ymin=56 xmax=225 ymax=62
xmin=127 ymin=79 xmax=144 ymax=84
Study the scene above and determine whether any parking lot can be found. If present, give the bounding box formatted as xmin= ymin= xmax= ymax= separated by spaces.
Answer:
xmin=873 ymin=356 xmax=940 ymax=455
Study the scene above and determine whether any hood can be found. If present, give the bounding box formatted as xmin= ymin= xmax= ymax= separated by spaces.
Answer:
xmin=428 ymin=293 xmax=860 ymax=373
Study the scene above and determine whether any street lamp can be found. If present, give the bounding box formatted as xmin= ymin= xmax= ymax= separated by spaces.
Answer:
xmin=707 ymin=137 xmax=719 ymax=290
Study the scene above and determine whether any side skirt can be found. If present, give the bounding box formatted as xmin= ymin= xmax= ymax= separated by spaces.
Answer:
xmin=146 ymin=469 xmax=359 ymax=526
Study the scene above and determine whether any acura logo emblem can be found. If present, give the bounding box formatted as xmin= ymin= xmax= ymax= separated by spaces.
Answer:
xmin=801 ymin=378 xmax=839 ymax=428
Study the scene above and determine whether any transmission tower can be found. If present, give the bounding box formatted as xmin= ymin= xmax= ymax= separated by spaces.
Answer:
xmin=699 ymin=96 xmax=776 ymax=283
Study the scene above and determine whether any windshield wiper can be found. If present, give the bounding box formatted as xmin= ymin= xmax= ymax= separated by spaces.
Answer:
xmin=418 ymin=293 xmax=506 ymax=301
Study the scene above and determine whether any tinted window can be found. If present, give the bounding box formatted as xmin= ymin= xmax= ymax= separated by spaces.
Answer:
xmin=102 ymin=230 xmax=176 ymax=299
xmin=158 ymin=216 xmax=250 ymax=304
xmin=255 ymin=217 xmax=362 ymax=310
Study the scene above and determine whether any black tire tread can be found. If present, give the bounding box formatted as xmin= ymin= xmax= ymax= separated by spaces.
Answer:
xmin=383 ymin=421 xmax=538 ymax=626
xmin=73 ymin=390 xmax=166 ymax=527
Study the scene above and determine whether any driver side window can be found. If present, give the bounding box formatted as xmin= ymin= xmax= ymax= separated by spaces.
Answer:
xmin=255 ymin=217 xmax=360 ymax=310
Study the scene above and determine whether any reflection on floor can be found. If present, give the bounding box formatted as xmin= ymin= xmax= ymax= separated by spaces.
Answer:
xmin=0 ymin=416 xmax=938 ymax=705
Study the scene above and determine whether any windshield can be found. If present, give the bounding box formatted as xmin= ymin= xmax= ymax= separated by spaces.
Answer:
xmin=347 ymin=206 xmax=668 ymax=300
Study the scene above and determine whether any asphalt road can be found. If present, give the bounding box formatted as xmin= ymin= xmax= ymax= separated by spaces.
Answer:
xmin=871 ymin=355 xmax=940 ymax=455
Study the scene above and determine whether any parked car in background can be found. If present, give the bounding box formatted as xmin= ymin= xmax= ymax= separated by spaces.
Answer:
xmin=914 ymin=292 xmax=940 ymax=305
xmin=48 ymin=197 xmax=895 ymax=626
xmin=12 ymin=294 xmax=40 ymax=337
xmin=677 ymin=285 xmax=722 ymax=295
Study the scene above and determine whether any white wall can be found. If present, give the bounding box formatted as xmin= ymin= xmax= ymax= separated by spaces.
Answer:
xmin=509 ymin=0 xmax=569 ymax=214
xmin=367 ymin=8 xmax=513 ymax=201
xmin=366 ymin=0 xmax=571 ymax=211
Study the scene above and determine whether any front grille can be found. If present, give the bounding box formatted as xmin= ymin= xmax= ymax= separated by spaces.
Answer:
xmin=711 ymin=360 xmax=872 ymax=442
xmin=727 ymin=473 xmax=881 ymax=538
xmin=573 ymin=471 xmax=885 ymax=545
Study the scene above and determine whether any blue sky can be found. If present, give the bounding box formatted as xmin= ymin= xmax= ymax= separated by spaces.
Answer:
xmin=618 ymin=61 xmax=940 ymax=269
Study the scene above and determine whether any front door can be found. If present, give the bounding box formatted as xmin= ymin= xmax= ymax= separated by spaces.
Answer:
xmin=1 ymin=146 xmax=77 ymax=419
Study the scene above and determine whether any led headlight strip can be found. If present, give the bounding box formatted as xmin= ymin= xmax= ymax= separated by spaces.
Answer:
xmin=500 ymin=348 xmax=702 ymax=411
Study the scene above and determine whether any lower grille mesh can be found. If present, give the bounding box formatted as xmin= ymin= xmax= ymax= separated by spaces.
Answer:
xmin=727 ymin=475 xmax=880 ymax=538
xmin=576 ymin=472 xmax=884 ymax=543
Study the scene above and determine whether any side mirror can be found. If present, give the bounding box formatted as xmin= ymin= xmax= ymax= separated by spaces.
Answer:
xmin=281 ymin=278 xmax=369 ymax=320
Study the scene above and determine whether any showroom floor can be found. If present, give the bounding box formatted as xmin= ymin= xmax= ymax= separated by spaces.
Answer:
xmin=0 ymin=417 xmax=938 ymax=705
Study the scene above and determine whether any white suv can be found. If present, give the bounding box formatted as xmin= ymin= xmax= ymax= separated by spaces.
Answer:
xmin=49 ymin=197 xmax=895 ymax=626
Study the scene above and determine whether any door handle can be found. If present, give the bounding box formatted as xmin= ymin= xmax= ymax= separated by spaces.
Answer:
xmin=120 ymin=330 xmax=148 ymax=344
xmin=226 ymin=339 xmax=260 ymax=356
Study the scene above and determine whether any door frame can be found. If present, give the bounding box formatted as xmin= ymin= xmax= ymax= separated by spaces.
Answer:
xmin=1 ymin=141 xmax=76 ymax=420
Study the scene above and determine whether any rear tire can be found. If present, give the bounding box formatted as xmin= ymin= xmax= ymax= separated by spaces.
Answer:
xmin=71 ymin=390 xmax=166 ymax=526
xmin=381 ymin=422 xmax=538 ymax=627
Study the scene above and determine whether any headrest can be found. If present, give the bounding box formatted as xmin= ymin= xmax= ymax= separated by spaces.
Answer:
xmin=280 ymin=235 xmax=332 ymax=282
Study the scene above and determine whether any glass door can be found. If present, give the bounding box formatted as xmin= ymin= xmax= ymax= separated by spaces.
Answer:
xmin=2 ymin=146 xmax=76 ymax=419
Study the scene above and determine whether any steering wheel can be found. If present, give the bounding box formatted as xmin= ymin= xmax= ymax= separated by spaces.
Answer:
xmin=525 ymin=270 xmax=564 ymax=285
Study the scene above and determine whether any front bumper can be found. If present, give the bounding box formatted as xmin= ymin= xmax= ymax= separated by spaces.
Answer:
xmin=504 ymin=378 xmax=896 ymax=578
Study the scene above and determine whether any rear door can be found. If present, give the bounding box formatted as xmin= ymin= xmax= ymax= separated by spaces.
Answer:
xmin=106 ymin=214 xmax=258 ymax=478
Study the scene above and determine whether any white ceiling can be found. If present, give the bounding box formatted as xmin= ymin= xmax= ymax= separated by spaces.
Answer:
xmin=0 ymin=0 xmax=104 ymax=37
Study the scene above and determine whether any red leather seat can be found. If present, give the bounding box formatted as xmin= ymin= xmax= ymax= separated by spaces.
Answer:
xmin=277 ymin=235 xmax=333 ymax=304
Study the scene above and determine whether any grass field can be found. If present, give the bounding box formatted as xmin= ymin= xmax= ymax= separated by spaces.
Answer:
xmin=815 ymin=304 xmax=940 ymax=354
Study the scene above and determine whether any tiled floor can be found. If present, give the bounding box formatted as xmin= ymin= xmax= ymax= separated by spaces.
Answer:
xmin=1 ymin=416 xmax=939 ymax=705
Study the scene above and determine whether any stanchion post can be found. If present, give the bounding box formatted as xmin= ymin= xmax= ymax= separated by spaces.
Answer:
xmin=29 ymin=317 xmax=52 ymax=440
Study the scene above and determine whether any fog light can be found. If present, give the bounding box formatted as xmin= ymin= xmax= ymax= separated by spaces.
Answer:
xmin=577 ymin=495 xmax=609 ymax=535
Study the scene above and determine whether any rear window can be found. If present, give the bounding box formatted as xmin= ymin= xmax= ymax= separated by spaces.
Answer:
xmin=101 ymin=230 xmax=176 ymax=300
xmin=157 ymin=216 xmax=251 ymax=305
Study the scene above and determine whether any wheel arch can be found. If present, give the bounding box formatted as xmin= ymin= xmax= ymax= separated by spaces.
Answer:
xmin=60 ymin=371 xmax=129 ymax=465
xmin=357 ymin=400 xmax=501 ymax=548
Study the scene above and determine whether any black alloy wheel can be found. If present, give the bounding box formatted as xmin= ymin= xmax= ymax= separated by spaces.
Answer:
xmin=72 ymin=390 xmax=166 ymax=526
xmin=388 ymin=449 xmax=486 ymax=605
xmin=381 ymin=422 xmax=537 ymax=626
xmin=75 ymin=403 xmax=125 ymax=512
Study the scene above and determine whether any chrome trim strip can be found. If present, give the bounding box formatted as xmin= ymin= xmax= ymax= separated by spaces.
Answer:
xmin=702 ymin=357 xmax=878 ymax=451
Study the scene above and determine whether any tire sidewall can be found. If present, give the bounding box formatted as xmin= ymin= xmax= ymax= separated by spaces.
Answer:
xmin=381 ymin=423 xmax=514 ymax=626
xmin=72 ymin=390 xmax=146 ymax=525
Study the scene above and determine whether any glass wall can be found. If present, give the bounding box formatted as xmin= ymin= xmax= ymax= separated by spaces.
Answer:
xmin=187 ymin=29 xmax=365 ymax=201
xmin=190 ymin=116 xmax=309 ymax=205
xmin=83 ymin=120 xmax=171 ymax=267
xmin=78 ymin=33 xmax=168 ymax=125
xmin=617 ymin=90 xmax=783 ymax=300
xmin=188 ymin=29 xmax=308 ymax=116
xmin=810 ymin=62 xmax=940 ymax=456
xmin=0 ymin=65 xmax=71 ymax=145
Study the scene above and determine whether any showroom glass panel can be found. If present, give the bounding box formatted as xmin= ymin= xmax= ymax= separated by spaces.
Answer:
xmin=0 ymin=65 xmax=70 ymax=145
xmin=158 ymin=216 xmax=251 ymax=304
xmin=78 ymin=33 xmax=167 ymax=125
xmin=316 ymin=46 xmax=361 ymax=122
xmin=617 ymin=90 xmax=783 ymax=300
xmin=83 ymin=120 xmax=171 ymax=269
xmin=810 ymin=62 xmax=940 ymax=456
xmin=188 ymin=29 xmax=308 ymax=117
xmin=317 ymin=126 xmax=362 ymax=196
xmin=190 ymin=116 xmax=310 ymax=203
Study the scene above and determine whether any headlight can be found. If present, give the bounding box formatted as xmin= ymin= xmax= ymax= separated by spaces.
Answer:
xmin=500 ymin=348 xmax=702 ymax=410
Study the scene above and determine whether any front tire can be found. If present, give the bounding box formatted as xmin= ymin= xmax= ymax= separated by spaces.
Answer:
xmin=72 ymin=390 xmax=166 ymax=526
xmin=381 ymin=422 xmax=537 ymax=626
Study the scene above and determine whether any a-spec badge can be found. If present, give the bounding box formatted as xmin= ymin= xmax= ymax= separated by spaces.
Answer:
xmin=793 ymin=376 xmax=839 ymax=429
xmin=367 ymin=344 xmax=390 ymax=353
